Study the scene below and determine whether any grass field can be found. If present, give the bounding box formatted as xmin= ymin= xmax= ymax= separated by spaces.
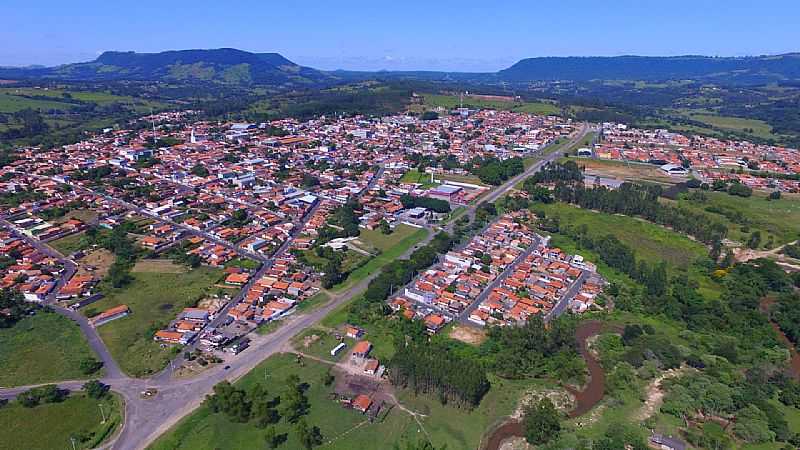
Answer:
xmin=421 ymin=94 xmax=559 ymax=115
xmin=296 ymin=292 xmax=330 ymax=313
xmin=49 ymin=232 xmax=89 ymax=255
xmin=331 ymin=226 xmax=429 ymax=293
xmin=148 ymin=352 xmax=534 ymax=450
xmin=291 ymin=327 xmax=356 ymax=362
xmin=675 ymin=109 xmax=781 ymax=141
xmin=678 ymin=190 xmax=800 ymax=247
xmin=537 ymin=203 xmax=708 ymax=268
xmin=399 ymin=169 xmax=438 ymax=188
xmin=535 ymin=202 xmax=721 ymax=298
xmin=131 ymin=259 xmax=187 ymax=273
xmin=89 ymin=267 xmax=224 ymax=377
xmin=0 ymin=392 xmax=122 ymax=450
xmin=0 ymin=311 xmax=99 ymax=387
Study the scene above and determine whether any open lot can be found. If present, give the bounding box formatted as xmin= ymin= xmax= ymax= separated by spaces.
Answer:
xmin=0 ymin=311 xmax=99 ymax=387
xmin=88 ymin=267 xmax=224 ymax=377
xmin=132 ymin=259 xmax=187 ymax=274
xmin=49 ymin=231 xmax=90 ymax=255
xmin=678 ymin=190 xmax=800 ymax=248
xmin=570 ymin=157 xmax=680 ymax=185
xmin=536 ymin=203 xmax=708 ymax=268
xmin=76 ymin=249 xmax=115 ymax=278
xmin=399 ymin=169 xmax=438 ymax=188
xmin=292 ymin=327 xmax=356 ymax=362
xmin=0 ymin=392 xmax=122 ymax=450
xmin=331 ymin=226 xmax=428 ymax=293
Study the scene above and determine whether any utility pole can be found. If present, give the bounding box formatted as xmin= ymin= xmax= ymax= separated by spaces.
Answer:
xmin=99 ymin=403 xmax=107 ymax=423
xmin=70 ymin=437 xmax=77 ymax=450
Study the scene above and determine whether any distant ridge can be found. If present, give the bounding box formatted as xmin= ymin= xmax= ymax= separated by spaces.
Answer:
xmin=3 ymin=49 xmax=800 ymax=85
xmin=0 ymin=48 xmax=334 ymax=85
xmin=497 ymin=54 xmax=800 ymax=83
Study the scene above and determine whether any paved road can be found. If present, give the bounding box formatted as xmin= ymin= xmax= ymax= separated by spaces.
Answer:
xmin=458 ymin=237 xmax=541 ymax=324
xmin=0 ymin=131 xmax=589 ymax=449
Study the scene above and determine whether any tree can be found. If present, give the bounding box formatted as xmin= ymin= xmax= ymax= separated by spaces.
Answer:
xmin=295 ymin=418 xmax=323 ymax=450
xmin=264 ymin=426 xmax=284 ymax=449
xmin=420 ymin=111 xmax=439 ymax=121
xmin=747 ymin=231 xmax=762 ymax=249
xmin=282 ymin=376 xmax=310 ymax=423
xmin=83 ymin=380 xmax=109 ymax=399
xmin=523 ymin=398 xmax=561 ymax=445
xmin=80 ymin=357 xmax=104 ymax=375
xmin=250 ymin=384 xmax=281 ymax=428
xmin=733 ymin=405 xmax=776 ymax=443
xmin=190 ymin=163 xmax=209 ymax=177
xmin=379 ymin=219 xmax=392 ymax=235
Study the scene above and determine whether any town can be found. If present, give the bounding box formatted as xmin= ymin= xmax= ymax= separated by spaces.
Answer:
xmin=3 ymin=91 xmax=800 ymax=450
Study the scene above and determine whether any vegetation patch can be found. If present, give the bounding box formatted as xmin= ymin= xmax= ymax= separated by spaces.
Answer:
xmin=88 ymin=267 xmax=224 ymax=377
xmin=0 ymin=311 xmax=100 ymax=387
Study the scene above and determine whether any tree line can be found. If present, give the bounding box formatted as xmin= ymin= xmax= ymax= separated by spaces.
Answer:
xmin=399 ymin=194 xmax=451 ymax=213
xmin=388 ymin=342 xmax=490 ymax=408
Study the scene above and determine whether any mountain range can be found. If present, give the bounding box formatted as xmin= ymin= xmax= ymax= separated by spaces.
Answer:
xmin=3 ymin=48 xmax=800 ymax=85
xmin=0 ymin=48 xmax=334 ymax=86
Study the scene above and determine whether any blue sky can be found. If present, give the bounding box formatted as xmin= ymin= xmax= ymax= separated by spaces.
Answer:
xmin=3 ymin=0 xmax=799 ymax=71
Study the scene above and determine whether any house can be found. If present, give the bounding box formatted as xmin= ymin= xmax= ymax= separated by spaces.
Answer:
xmin=352 ymin=340 xmax=372 ymax=359
xmin=154 ymin=330 xmax=187 ymax=344
xmin=90 ymin=304 xmax=130 ymax=327
xmin=424 ymin=314 xmax=446 ymax=334
xmin=364 ymin=358 xmax=380 ymax=375
xmin=225 ymin=272 xmax=250 ymax=286
xmin=345 ymin=325 xmax=364 ymax=339
xmin=352 ymin=394 xmax=372 ymax=413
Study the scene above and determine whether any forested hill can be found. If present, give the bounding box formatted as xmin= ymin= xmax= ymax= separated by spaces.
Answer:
xmin=497 ymin=54 xmax=800 ymax=84
xmin=0 ymin=48 xmax=335 ymax=85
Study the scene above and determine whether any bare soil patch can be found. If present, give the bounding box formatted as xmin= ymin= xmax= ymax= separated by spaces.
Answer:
xmin=449 ymin=325 xmax=487 ymax=345
xmin=76 ymin=249 xmax=115 ymax=278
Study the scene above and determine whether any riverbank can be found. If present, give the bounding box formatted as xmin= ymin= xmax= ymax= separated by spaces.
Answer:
xmin=482 ymin=320 xmax=609 ymax=450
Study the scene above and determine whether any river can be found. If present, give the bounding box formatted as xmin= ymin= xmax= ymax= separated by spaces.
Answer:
xmin=482 ymin=320 xmax=608 ymax=450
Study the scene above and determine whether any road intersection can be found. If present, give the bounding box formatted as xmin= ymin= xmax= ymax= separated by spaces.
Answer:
xmin=0 ymin=126 xmax=589 ymax=450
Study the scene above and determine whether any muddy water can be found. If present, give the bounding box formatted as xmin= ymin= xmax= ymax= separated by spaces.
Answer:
xmin=760 ymin=298 xmax=800 ymax=381
xmin=482 ymin=320 xmax=607 ymax=450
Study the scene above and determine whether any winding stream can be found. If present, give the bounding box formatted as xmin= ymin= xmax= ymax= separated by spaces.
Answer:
xmin=482 ymin=320 xmax=608 ymax=450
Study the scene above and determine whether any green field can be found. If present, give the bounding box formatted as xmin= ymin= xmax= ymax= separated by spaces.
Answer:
xmin=331 ymin=225 xmax=429 ymax=293
xmin=678 ymin=190 xmax=800 ymax=247
xmin=537 ymin=203 xmax=708 ymax=268
xmin=535 ymin=202 xmax=721 ymax=298
xmin=148 ymin=352 xmax=534 ymax=450
xmin=0 ymin=392 xmax=122 ymax=450
xmin=399 ymin=169 xmax=438 ymax=188
xmin=421 ymin=94 xmax=559 ymax=115
xmin=89 ymin=267 xmax=224 ymax=377
xmin=675 ymin=109 xmax=781 ymax=141
xmin=295 ymin=292 xmax=331 ymax=313
xmin=49 ymin=232 xmax=89 ymax=255
xmin=0 ymin=87 xmax=166 ymax=113
xmin=291 ymin=327 xmax=356 ymax=362
xmin=0 ymin=312 xmax=100 ymax=387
